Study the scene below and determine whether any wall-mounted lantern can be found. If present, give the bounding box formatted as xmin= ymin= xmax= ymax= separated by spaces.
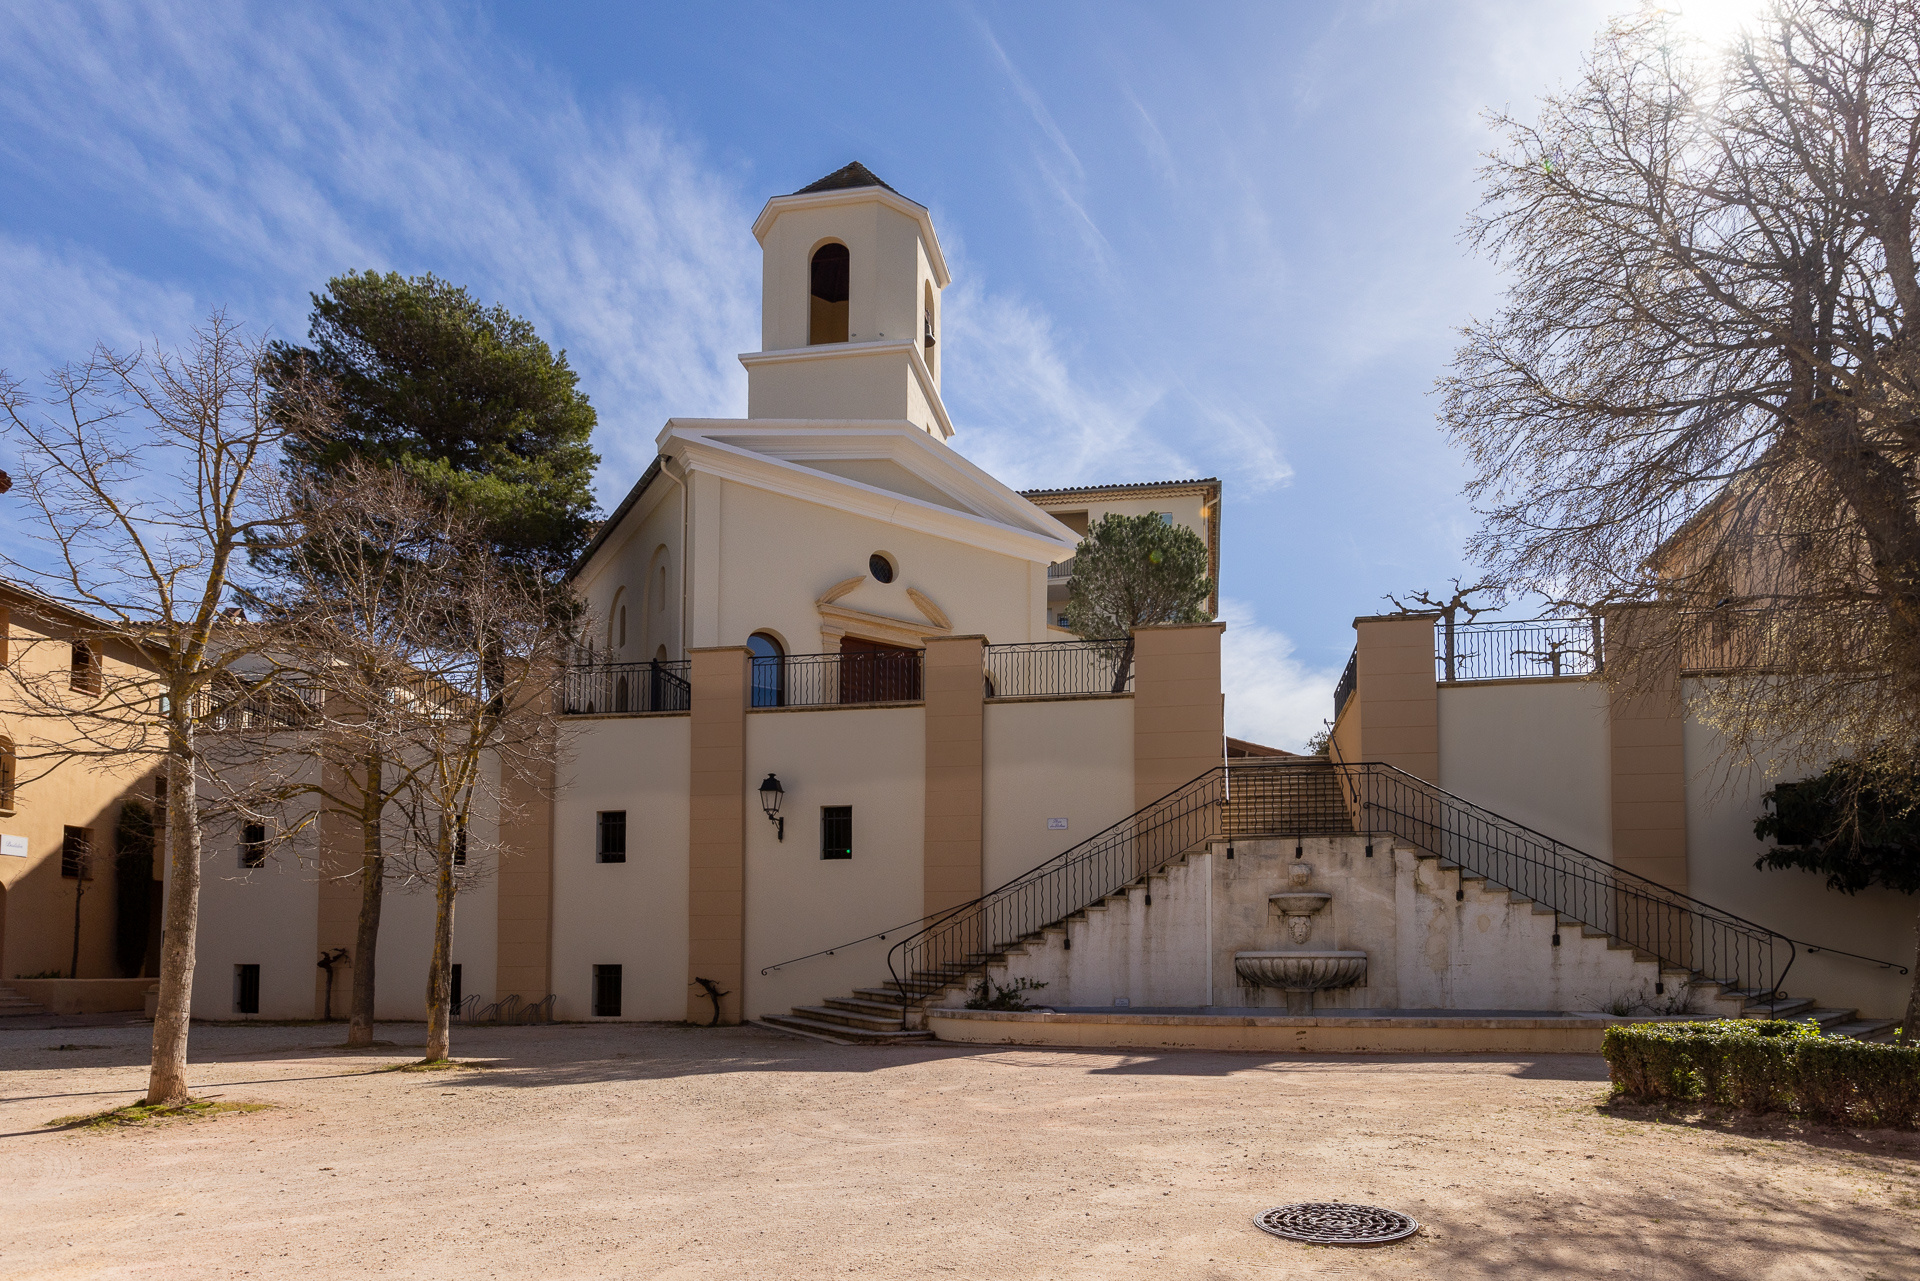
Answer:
xmin=759 ymin=773 xmax=785 ymax=841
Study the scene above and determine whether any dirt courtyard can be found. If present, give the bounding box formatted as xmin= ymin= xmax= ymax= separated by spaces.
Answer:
xmin=1 ymin=1020 xmax=1916 ymax=1279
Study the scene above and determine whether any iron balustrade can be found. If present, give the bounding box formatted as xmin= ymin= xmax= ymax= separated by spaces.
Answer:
xmin=1047 ymin=558 xmax=1076 ymax=580
xmin=754 ymin=649 xmax=923 ymax=708
xmin=193 ymin=684 xmax=324 ymax=731
xmin=883 ymin=756 xmax=1906 ymax=1023
xmin=1440 ymin=618 xmax=1604 ymax=682
xmin=984 ymin=638 xmax=1134 ymax=698
xmin=562 ymin=660 xmax=691 ymax=715
xmin=1333 ymin=648 xmax=1357 ymax=717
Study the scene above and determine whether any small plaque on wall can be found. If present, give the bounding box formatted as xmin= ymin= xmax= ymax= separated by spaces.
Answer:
xmin=0 ymin=834 xmax=25 ymax=858
xmin=1047 ymin=818 xmax=1068 ymax=830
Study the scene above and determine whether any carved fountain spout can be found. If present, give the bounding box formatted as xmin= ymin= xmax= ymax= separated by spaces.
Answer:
xmin=1233 ymin=860 xmax=1369 ymax=1014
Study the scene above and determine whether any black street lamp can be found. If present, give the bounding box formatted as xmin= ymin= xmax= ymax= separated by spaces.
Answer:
xmin=759 ymin=773 xmax=785 ymax=841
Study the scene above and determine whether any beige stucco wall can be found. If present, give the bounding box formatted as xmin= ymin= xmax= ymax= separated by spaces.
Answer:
xmin=574 ymin=476 xmax=685 ymax=663
xmin=743 ymin=704 xmax=924 ymax=1019
xmin=699 ymin=475 xmax=1047 ymax=653
xmin=551 ymin=714 xmax=692 ymax=1021
xmin=1681 ymin=691 xmax=1914 ymax=1018
xmin=1351 ymin=614 xmax=1438 ymax=780
xmin=982 ymin=696 xmax=1135 ymax=891
xmin=192 ymin=802 xmax=322 ymax=1019
xmin=743 ymin=348 xmax=941 ymax=437
xmin=1437 ymin=678 xmax=1613 ymax=860
xmin=0 ymin=614 xmax=162 ymax=982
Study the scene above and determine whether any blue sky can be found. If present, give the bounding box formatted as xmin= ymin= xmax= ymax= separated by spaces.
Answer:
xmin=0 ymin=0 xmax=1740 ymax=747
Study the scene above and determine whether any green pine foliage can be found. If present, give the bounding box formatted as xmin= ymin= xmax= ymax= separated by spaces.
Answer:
xmin=1064 ymin=513 xmax=1214 ymax=640
xmin=268 ymin=270 xmax=600 ymax=576
xmin=1602 ymin=1020 xmax=1920 ymax=1128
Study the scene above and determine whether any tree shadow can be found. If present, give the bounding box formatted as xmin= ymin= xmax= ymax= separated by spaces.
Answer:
xmin=1593 ymin=1096 xmax=1920 ymax=1161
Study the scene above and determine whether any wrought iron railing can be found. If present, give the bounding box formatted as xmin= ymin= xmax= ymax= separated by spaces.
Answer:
xmin=883 ymin=756 xmax=1906 ymax=1023
xmin=984 ymin=638 xmax=1133 ymax=698
xmin=1333 ymin=648 xmax=1357 ymax=718
xmin=1439 ymin=618 xmax=1604 ymax=682
xmin=561 ymin=660 xmax=691 ymax=715
xmin=1047 ymin=558 xmax=1076 ymax=580
xmin=194 ymin=684 xmax=325 ymax=731
xmin=754 ymin=649 xmax=923 ymax=708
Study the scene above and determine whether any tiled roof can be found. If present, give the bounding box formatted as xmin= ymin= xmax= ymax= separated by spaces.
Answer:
xmin=1018 ymin=477 xmax=1219 ymax=500
xmin=792 ymin=162 xmax=905 ymax=200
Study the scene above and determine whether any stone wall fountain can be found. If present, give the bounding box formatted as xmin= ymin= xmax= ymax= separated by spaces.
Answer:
xmin=1233 ymin=860 xmax=1368 ymax=1014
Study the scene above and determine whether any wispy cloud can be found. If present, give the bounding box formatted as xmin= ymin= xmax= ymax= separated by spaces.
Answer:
xmin=0 ymin=1 xmax=759 ymax=504
xmin=1218 ymin=596 xmax=1341 ymax=751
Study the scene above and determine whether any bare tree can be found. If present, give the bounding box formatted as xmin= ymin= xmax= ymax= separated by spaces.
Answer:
xmin=241 ymin=461 xmax=462 ymax=1047
xmin=1440 ymin=1 xmax=1920 ymax=1031
xmin=1383 ymin=578 xmax=1506 ymax=682
xmin=390 ymin=512 xmax=570 ymax=1064
xmin=0 ymin=314 xmax=328 ymax=1104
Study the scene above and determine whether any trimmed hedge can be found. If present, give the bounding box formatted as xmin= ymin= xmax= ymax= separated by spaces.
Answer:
xmin=1602 ymin=1020 xmax=1920 ymax=1128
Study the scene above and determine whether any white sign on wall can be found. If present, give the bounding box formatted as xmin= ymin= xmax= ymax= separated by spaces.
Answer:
xmin=1047 ymin=818 xmax=1068 ymax=831
xmin=0 ymin=834 xmax=26 ymax=858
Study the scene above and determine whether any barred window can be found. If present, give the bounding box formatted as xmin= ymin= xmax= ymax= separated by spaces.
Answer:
xmin=821 ymin=806 xmax=852 ymax=860
xmin=592 ymin=964 xmax=622 ymax=1017
xmin=597 ymin=810 xmax=627 ymax=863
xmin=240 ymin=823 xmax=267 ymax=869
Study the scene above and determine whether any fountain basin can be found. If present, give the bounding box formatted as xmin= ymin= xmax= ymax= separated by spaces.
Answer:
xmin=1268 ymin=892 xmax=1332 ymax=915
xmin=1234 ymin=950 xmax=1369 ymax=1014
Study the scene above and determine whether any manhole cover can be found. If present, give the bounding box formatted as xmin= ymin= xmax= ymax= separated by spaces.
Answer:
xmin=1253 ymin=1202 xmax=1420 ymax=1245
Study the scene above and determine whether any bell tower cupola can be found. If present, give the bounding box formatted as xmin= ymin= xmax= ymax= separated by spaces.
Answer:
xmin=741 ymin=162 xmax=954 ymax=439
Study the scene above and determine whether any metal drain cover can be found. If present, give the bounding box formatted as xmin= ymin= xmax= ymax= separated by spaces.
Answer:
xmin=1254 ymin=1202 xmax=1420 ymax=1245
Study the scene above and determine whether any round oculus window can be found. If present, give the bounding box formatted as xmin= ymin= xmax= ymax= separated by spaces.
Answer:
xmin=868 ymin=553 xmax=895 ymax=584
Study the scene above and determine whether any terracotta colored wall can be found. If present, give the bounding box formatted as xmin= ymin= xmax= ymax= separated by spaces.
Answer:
xmin=687 ymin=647 xmax=748 ymax=1023
xmin=1608 ymin=676 xmax=1688 ymax=893
xmin=922 ymin=635 xmax=984 ymax=919
xmin=1352 ymin=614 xmax=1439 ymax=781
xmin=1131 ymin=623 xmax=1224 ymax=809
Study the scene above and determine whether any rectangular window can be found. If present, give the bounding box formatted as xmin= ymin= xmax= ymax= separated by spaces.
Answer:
xmin=592 ymin=964 xmax=622 ymax=1017
xmin=239 ymin=822 xmax=267 ymax=869
xmin=453 ymin=817 xmax=468 ymax=866
xmin=0 ymin=604 xmax=10 ymax=667
xmin=450 ymin=963 xmax=462 ymax=1007
xmin=60 ymin=825 xmax=92 ymax=878
xmin=233 ymin=963 xmax=260 ymax=1015
xmin=0 ymin=737 xmax=15 ymax=812
xmin=154 ymin=776 xmax=168 ymax=834
xmin=596 ymin=810 xmax=627 ymax=863
xmin=821 ymin=806 xmax=852 ymax=860
xmin=69 ymin=640 xmax=101 ymax=695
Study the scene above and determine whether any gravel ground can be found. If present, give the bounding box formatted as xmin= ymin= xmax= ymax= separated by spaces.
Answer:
xmin=2 ymin=1018 xmax=1916 ymax=1279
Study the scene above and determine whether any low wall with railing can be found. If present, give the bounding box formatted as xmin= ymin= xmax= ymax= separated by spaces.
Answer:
xmin=1438 ymin=618 xmax=1604 ymax=683
xmin=985 ymin=639 xmax=1133 ymax=698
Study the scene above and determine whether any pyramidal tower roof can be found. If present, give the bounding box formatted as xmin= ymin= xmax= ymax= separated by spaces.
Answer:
xmin=790 ymin=161 xmax=915 ymax=204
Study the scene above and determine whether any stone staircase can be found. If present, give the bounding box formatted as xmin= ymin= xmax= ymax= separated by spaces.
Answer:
xmin=755 ymin=760 xmax=1903 ymax=1046
xmin=0 ymin=983 xmax=48 ymax=1018
xmin=1411 ymin=848 xmax=1899 ymax=1041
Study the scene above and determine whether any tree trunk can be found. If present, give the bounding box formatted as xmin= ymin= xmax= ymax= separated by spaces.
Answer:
xmin=1110 ymin=636 xmax=1136 ymax=694
xmin=146 ymin=740 xmax=199 ymax=1106
xmin=346 ymin=749 xmax=384 ymax=1049
xmin=1904 ymin=905 xmax=1920 ymax=1047
xmin=422 ymin=827 xmax=457 ymax=1063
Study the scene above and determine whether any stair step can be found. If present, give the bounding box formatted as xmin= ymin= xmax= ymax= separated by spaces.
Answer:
xmin=757 ymin=1013 xmax=934 ymax=1045
xmin=1793 ymin=1008 xmax=1859 ymax=1029
xmin=822 ymin=996 xmax=910 ymax=1019
xmin=789 ymin=1004 xmax=910 ymax=1033
xmin=1825 ymin=1018 xmax=1899 ymax=1042
xmin=852 ymin=987 xmax=922 ymax=1007
xmin=1743 ymin=996 xmax=1815 ymax=1018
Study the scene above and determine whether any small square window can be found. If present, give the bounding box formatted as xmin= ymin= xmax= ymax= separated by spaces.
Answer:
xmin=597 ymin=811 xmax=627 ymax=863
xmin=239 ymin=822 xmax=267 ymax=869
xmin=592 ymin=964 xmax=622 ymax=1017
xmin=60 ymin=825 xmax=92 ymax=878
xmin=234 ymin=963 xmax=260 ymax=1015
xmin=821 ymin=805 xmax=852 ymax=860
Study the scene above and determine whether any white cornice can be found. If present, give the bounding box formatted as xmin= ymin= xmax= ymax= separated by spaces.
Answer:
xmin=737 ymin=341 xmax=953 ymax=440
xmin=751 ymin=188 xmax=951 ymax=287
xmin=657 ymin=421 xmax=1077 ymax=563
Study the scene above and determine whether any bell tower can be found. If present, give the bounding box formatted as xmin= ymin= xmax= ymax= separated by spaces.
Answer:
xmin=741 ymin=163 xmax=954 ymax=439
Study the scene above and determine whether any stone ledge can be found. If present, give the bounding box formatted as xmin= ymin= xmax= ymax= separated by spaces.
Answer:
xmin=925 ymin=1007 xmax=1708 ymax=1054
